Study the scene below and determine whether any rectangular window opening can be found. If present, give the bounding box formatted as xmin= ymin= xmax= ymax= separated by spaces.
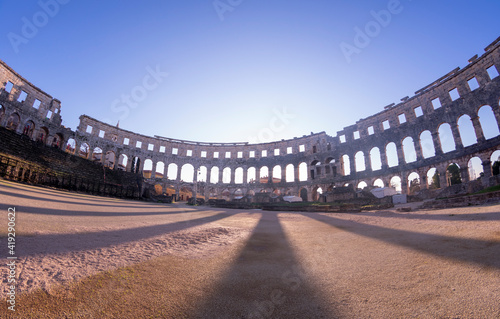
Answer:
xmin=225 ymin=151 xmax=231 ymax=158
xmin=172 ymin=148 xmax=178 ymax=155
xmin=99 ymin=130 xmax=105 ymax=138
xmin=159 ymin=146 xmax=166 ymax=153
xmin=382 ymin=120 xmax=390 ymax=130
xmin=249 ymin=150 xmax=255 ymax=158
xmin=86 ymin=125 xmax=93 ymax=134
xmin=431 ymin=97 xmax=441 ymax=109
xmin=414 ymin=106 xmax=423 ymax=117
xmin=148 ymin=144 xmax=154 ymax=151
xmin=262 ymin=150 xmax=267 ymax=157
xmin=213 ymin=151 xmax=219 ymax=158
xmin=449 ymin=88 xmax=460 ymax=101
xmin=287 ymin=147 xmax=292 ymax=154
xmin=398 ymin=113 xmax=407 ymax=124
xmin=201 ymin=151 xmax=207 ymax=158
xmin=187 ymin=150 xmax=193 ymax=157
xmin=17 ymin=90 xmax=28 ymax=103
xmin=299 ymin=145 xmax=305 ymax=152
xmin=136 ymin=141 xmax=142 ymax=148
xmin=4 ymin=81 xmax=13 ymax=93
xmin=33 ymin=99 xmax=41 ymax=110
xmin=368 ymin=126 xmax=374 ymax=135
xmin=339 ymin=135 xmax=346 ymax=143
xmin=353 ymin=131 xmax=360 ymax=140
xmin=274 ymin=149 xmax=280 ymax=156
xmin=46 ymin=110 xmax=53 ymax=120
xmin=123 ymin=138 xmax=129 ymax=145
xmin=467 ymin=77 xmax=480 ymax=91
xmin=486 ymin=65 xmax=499 ymax=80
xmin=237 ymin=151 xmax=243 ymax=158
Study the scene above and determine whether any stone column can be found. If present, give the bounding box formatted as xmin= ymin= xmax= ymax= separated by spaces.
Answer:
xmin=364 ymin=152 xmax=371 ymax=172
xmin=460 ymin=167 xmax=469 ymax=183
xmin=281 ymin=166 xmax=286 ymax=183
xmin=450 ymin=123 xmax=464 ymax=150
xmin=431 ymin=131 xmax=443 ymax=155
xmin=471 ymin=115 xmax=486 ymax=142
xmin=207 ymin=168 xmax=212 ymax=184
xmin=414 ymin=138 xmax=424 ymax=161
xmin=492 ymin=107 xmax=500 ymax=133
xmin=349 ymin=155 xmax=356 ymax=175
xmin=295 ymin=165 xmax=300 ymax=182
xmin=176 ymin=165 xmax=181 ymax=181
xmin=151 ymin=162 xmax=156 ymax=179
xmin=219 ymin=168 xmax=223 ymax=184
xmin=380 ymin=148 xmax=388 ymax=170
xmin=243 ymin=168 xmax=248 ymax=184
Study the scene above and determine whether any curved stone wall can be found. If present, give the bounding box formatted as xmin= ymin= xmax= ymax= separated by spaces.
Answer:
xmin=1 ymin=37 xmax=500 ymax=201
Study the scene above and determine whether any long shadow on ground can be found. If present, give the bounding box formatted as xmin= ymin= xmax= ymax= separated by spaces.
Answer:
xmin=301 ymin=212 xmax=500 ymax=269
xmin=191 ymin=212 xmax=337 ymax=319
xmin=13 ymin=211 xmax=234 ymax=257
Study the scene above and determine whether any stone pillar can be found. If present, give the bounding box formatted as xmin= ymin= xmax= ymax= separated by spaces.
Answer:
xmin=414 ymin=139 xmax=424 ymax=161
xmin=492 ymin=107 xmax=500 ymax=133
xmin=219 ymin=168 xmax=223 ymax=184
xmin=450 ymin=123 xmax=464 ymax=150
xmin=126 ymin=156 xmax=134 ymax=172
xmin=396 ymin=141 xmax=405 ymax=165
xmin=482 ymin=160 xmax=492 ymax=179
xmin=471 ymin=115 xmax=486 ymax=142
xmin=431 ymin=131 xmax=443 ymax=155
xmin=439 ymin=171 xmax=448 ymax=188
xmin=460 ymin=167 xmax=470 ymax=183
xmin=230 ymin=168 xmax=235 ymax=184
xmin=380 ymin=148 xmax=388 ymax=170
xmin=256 ymin=168 xmax=261 ymax=184
xmin=349 ymin=155 xmax=356 ymax=175
xmin=364 ymin=152 xmax=371 ymax=172
xmin=192 ymin=166 xmax=198 ymax=183
xmin=295 ymin=165 xmax=300 ymax=182
xmin=281 ymin=166 xmax=286 ymax=183
xmin=207 ymin=168 xmax=212 ymax=184
xmin=176 ymin=165 xmax=181 ymax=181
xmin=151 ymin=162 xmax=156 ymax=179
xmin=243 ymin=168 xmax=248 ymax=185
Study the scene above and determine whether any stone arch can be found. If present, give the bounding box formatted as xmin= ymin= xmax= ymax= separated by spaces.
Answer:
xmin=92 ymin=147 xmax=103 ymax=162
xmin=198 ymin=166 xmax=207 ymax=182
xmin=386 ymin=142 xmax=399 ymax=167
xmin=357 ymin=181 xmax=368 ymax=189
xmin=272 ymin=165 xmax=281 ymax=183
xmin=37 ymin=126 xmax=49 ymax=144
xmin=181 ymin=163 xmax=195 ymax=182
xmin=117 ymin=154 xmax=128 ymax=171
xmin=312 ymin=186 xmax=323 ymax=201
xmin=222 ymin=167 xmax=231 ymax=184
xmin=131 ymin=157 xmax=141 ymax=174
xmin=6 ymin=112 xmax=20 ymax=131
xmin=104 ymin=151 xmax=116 ymax=169
xmin=427 ymin=167 xmax=441 ymax=189
xmin=22 ymin=120 xmax=35 ymax=138
xmin=298 ymin=162 xmax=308 ymax=181
xmin=438 ymin=123 xmax=456 ymax=153
xmin=402 ymin=136 xmax=417 ymax=163
xmin=299 ymin=188 xmax=308 ymax=202
xmin=457 ymin=114 xmax=477 ymax=147
xmin=51 ymin=133 xmax=63 ymax=148
xmin=143 ymin=159 xmax=154 ymax=178
xmin=155 ymin=161 xmax=165 ymax=177
xmin=79 ymin=143 xmax=90 ymax=158
xmin=373 ymin=178 xmax=384 ymax=188
xmin=260 ymin=166 xmax=269 ymax=183
xmin=369 ymin=147 xmax=382 ymax=171
xmin=0 ymin=104 xmax=5 ymax=124
xmin=407 ymin=172 xmax=420 ymax=195
xmin=446 ymin=163 xmax=462 ymax=186
xmin=419 ymin=130 xmax=435 ymax=158
xmin=477 ymin=105 xmax=500 ymax=139
xmin=247 ymin=167 xmax=256 ymax=183
xmin=285 ymin=164 xmax=294 ymax=182
xmin=341 ymin=154 xmax=351 ymax=175
xmin=210 ymin=166 xmax=219 ymax=184
xmin=491 ymin=150 xmax=500 ymax=176
xmin=235 ymin=167 xmax=244 ymax=184
xmin=467 ymin=157 xmax=483 ymax=180
xmin=355 ymin=151 xmax=366 ymax=172
xmin=389 ymin=176 xmax=402 ymax=193
xmin=65 ymin=138 xmax=76 ymax=154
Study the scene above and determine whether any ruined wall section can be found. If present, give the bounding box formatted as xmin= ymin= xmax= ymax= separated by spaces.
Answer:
xmin=0 ymin=59 xmax=70 ymax=147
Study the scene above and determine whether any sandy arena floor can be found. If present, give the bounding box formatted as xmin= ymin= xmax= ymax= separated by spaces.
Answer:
xmin=0 ymin=179 xmax=499 ymax=318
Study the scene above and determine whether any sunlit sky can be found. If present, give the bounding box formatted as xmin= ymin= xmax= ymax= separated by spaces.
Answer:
xmin=1 ymin=1 xmax=500 ymax=144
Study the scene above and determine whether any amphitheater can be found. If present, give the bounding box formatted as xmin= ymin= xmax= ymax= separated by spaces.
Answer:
xmin=1 ymin=38 xmax=500 ymax=203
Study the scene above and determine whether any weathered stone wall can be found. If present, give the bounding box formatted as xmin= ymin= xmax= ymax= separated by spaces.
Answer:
xmin=1 ymin=37 xmax=500 ymax=202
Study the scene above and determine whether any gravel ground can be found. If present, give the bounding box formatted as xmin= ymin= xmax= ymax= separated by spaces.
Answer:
xmin=0 ymin=179 xmax=499 ymax=318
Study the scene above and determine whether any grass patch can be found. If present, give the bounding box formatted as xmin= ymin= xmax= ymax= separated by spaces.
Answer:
xmin=473 ymin=184 xmax=500 ymax=195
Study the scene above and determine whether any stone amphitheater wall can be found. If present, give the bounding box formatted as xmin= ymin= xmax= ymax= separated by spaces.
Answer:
xmin=1 ymin=37 xmax=500 ymax=201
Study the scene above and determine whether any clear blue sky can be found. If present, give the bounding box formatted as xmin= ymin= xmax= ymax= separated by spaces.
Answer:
xmin=1 ymin=0 xmax=499 ymax=143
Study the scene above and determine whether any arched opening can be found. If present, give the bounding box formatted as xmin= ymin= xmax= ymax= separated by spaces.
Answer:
xmin=478 ymin=105 xmax=500 ymax=139
xmin=37 ymin=127 xmax=48 ymax=144
xmin=407 ymin=172 xmax=420 ymax=195
xmin=386 ymin=142 xmax=399 ymax=167
xmin=300 ymin=188 xmax=308 ymax=202
xmin=312 ymin=186 xmax=323 ymax=201
xmin=373 ymin=178 xmax=384 ymax=188
xmin=285 ymin=164 xmax=294 ymax=182
xmin=369 ymin=147 xmax=382 ymax=171
xmin=235 ymin=167 xmax=244 ymax=184
xmin=427 ymin=168 xmax=441 ymax=189
xmin=167 ymin=163 xmax=178 ymax=180
xmin=272 ymin=165 xmax=281 ymax=183
xmin=222 ymin=167 xmax=231 ymax=184
xmin=355 ymin=151 xmax=366 ymax=172
xmin=154 ymin=184 xmax=163 ymax=195
xmin=467 ymin=157 xmax=483 ymax=180
xmin=247 ymin=167 xmax=256 ymax=183
xmin=457 ymin=114 xmax=477 ymax=147
xmin=491 ymin=150 xmax=500 ymax=176
xmin=65 ymin=138 xmax=76 ymax=154
xmin=181 ymin=163 xmax=195 ymax=182
xmin=6 ymin=113 xmax=20 ymax=131
xmin=117 ymin=154 xmax=128 ymax=171
xmin=155 ymin=161 xmax=165 ymax=178
xmin=446 ymin=163 xmax=462 ymax=186
xmin=0 ymin=104 xmax=5 ymax=124
xmin=357 ymin=181 xmax=368 ymax=190
xmin=210 ymin=166 xmax=219 ymax=184
xmin=198 ymin=166 xmax=207 ymax=182
xmin=438 ymin=123 xmax=456 ymax=153
xmin=104 ymin=151 xmax=116 ymax=169
xmin=420 ymin=130 xmax=435 ymax=158
xmin=79 ymin=143 xmax=90 ymax=158
xmin=341 ymin=154 xmax=351 ymax=175
xmin=298 ymin=162 xmax=308 ymax=181
xmin=22 ymin=120 xmax=35 ymax=138
xmin=92 ymin=147 xmax=103 ymax=163
xmin=389 ymin=176 xmax=402 ymax=193
xmin=402 ymin=136 xmax=417 ymax=163
xmin=260 ymin=166 xmax=269 ymax=183
xmin=143 ymin=159 xmax=153 ymax=178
